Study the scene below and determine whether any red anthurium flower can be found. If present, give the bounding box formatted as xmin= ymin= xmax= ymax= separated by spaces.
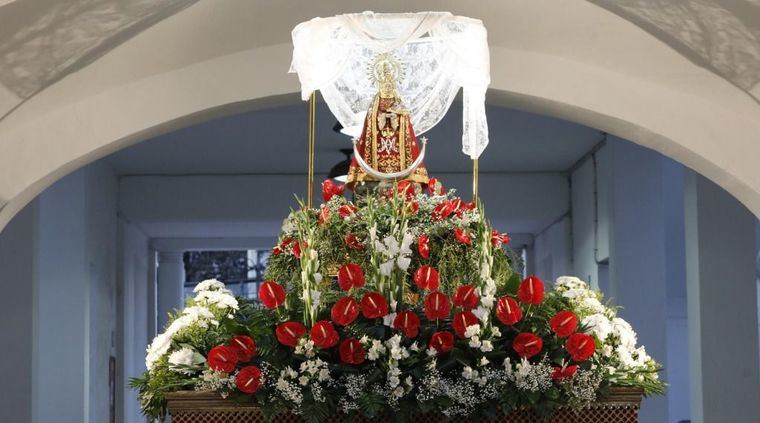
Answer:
xmin=393 ymin=311 xmax=421 ymax=338
xmin=427 ymin=178 xmax=444 ymax=195
xmin=318 ymin=206 xmax=331 ymax=225
xmin=431 ymin=201 xmax=455 ymax=221
xmin=397 ymin=180 xmax=416 ymax=201
xmin=566 ymin=333 xmax=596 ymax=362
xmin=292 ymin=240 xmax=304 ymax=259
xmin=273 ymin=238 xmax=291 ymax=255
xmin=310 ymin=320 xmax=340 ymax=349
xmin=236 ymin=365 xmax=263 ymax=393
xmin=207 ymin=345 xmax=238 ymax=373
xmin=414 ymin=265 xmax=440 ymax=291
xmin=454 ymin=228 xmax=472 ymax=245
xmin=550 ymin=311 xmax=578 ymax=338
xmin=259 ymin=281 xmax=287 ymax=309
xmin=452 ymin=285 xmax=479 ymax=309
xmin=423 ymin=291 xmax=451 ymax=320
xmin=331 ymin=297 xmax=360 ymax=326
xmin=452 ymin=311 xmax=479 ymax=339
xmin=512 ymin=333 xmax=543 ymax=359
xmin=517 ymin=275 xmax=545 ymax=305
xmin=338 ymin=204 xmax=358 ymax=219
xmin=551 ymin=364 xmax=578 ymax=380
xmin=229 ymin=335 xmax=257 ymax=362
xmin=360 ymin=292 xmax=389 ymax=319
xmin=337 ymin=263 xmax=365 ymax=291
xmin=491 ymin=229 xmax=511 ymax=247
xmin=321 ymin=179 xmax=345 ymax=202
xmin=344 ymin=233 xmax=365 ymax=251
xmin=451 ymin=198 xmax=467 ymax=217
xmin=418 ymin=234 xmax=430 ymax=259
xmin=339 ymin=338 xmax=366 ymax=365
xmin=428 ymin=331 xmax=455 ymax=353
xmin=275 ymin=321 xmax=307 ymax=348
xmin=495 ymin=296 xmax=522 ymax=325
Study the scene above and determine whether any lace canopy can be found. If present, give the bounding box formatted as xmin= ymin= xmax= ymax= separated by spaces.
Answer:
xmin=290 ymin=11 xmax=491 ymax=159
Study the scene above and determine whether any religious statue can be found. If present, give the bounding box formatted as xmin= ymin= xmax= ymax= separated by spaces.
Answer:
xmin=346 ymin=55 xmax=429 ymax=191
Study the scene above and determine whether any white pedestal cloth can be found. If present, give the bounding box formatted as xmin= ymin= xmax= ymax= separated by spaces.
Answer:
xmin=290 ymin=11 xmax=491 ymax=159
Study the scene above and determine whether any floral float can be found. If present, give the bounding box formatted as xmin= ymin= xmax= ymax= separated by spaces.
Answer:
xmin=131 ymin=179 xmax=664 ymax=422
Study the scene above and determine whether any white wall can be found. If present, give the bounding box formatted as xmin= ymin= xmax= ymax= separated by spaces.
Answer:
xmin=532 ymin=215 xmax=572 ymax=281
xmin=116 ymin=219 xmax=151 ymax=423
xmin=0 ymin=163 xmax=121 ymax=423
xmin=570 ymin=144 xmax=611 ymax=289
xmin=0 ymin=201 xmax=36 ymax=423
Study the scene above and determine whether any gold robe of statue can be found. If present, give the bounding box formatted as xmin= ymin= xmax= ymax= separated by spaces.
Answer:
xmin=346 ymin=64 xmax=429 ymax=190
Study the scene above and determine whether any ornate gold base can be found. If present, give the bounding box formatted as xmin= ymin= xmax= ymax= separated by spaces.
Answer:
xmin=166 ymin=387 xmax=643 ymax=423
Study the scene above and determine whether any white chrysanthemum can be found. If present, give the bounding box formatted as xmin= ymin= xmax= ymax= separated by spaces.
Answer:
xmin=581 ymin=296 xmax=606 ymax=314
xmin=167 ymin=347 xmax=198 ymax=374
xmin=145 ymin=305 xmax=218 ymax=370
xmin=194 ymin=278 xmax=226 ymax=293
xmin=611 ymin=317 xmax=637 ymax=349
xmin=582 ymin=313 xmax=613 ymax=341
xmin=194 ymin=290 xmax=239 ymax=310
xmin=555 ymin=276 xmax=587 ymax=289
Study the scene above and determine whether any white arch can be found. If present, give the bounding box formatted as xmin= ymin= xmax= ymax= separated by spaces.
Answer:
xmin=1 ymin=0 xmax=759 ymax=232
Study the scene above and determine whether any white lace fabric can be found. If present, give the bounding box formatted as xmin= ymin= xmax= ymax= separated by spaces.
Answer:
xmin=290 ymin=11 xmax=491 ymax=159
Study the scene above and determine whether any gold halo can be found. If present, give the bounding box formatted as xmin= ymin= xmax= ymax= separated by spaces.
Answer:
xmin=368 ymin=53 xmax=404 ymax=86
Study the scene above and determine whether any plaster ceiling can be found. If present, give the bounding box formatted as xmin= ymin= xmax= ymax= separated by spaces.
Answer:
xmin=104 ymin=102 xmax=602 ymax=176
xmin=0 ymin=0 xmax=757 ymax=122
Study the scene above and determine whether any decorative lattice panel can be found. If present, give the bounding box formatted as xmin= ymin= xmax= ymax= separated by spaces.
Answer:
xmin=167 ymin=388 xmax=642 ymax=423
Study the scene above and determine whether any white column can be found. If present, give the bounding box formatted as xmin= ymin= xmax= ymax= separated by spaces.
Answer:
xmin=608 ymin=140 xmax=669 ymax=422
xmin=685 ymin=173 xmax=760 ymax=423
xmin=156 ymin=251 xmax=185 ymax=331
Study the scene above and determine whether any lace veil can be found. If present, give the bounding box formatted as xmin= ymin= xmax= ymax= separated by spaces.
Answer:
xmin=290 ymin=11 xmax=491 ymax=159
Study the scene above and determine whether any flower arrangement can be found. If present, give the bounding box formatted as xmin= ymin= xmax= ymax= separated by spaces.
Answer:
xmin=131 ymin=178 xmax=664 ymax=422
